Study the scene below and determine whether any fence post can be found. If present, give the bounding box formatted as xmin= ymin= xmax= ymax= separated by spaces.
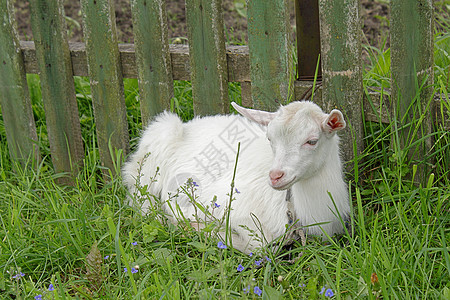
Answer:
xmin=80 ymin=0 xmax=129 ymax=175
xmin=390 ymin=0 xmax=434 ymax=177
xmin=185 ymin=0 xmax=229 ymax=115
xmin=0 ymin=0 xmax=39 ymax=165
xmin=247 ymin=0 xmax=294 ymax=111
xmin=130 ymin=0 xmax=174 ymax=124
xmin=318 ymin=0 xmax=364 ymax=164
xmin=29 ymin=0 xmax=84 ymax=183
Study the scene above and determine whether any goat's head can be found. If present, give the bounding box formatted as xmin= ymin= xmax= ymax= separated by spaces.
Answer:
xmin=232 ymin=101 xmax=346 ymax=190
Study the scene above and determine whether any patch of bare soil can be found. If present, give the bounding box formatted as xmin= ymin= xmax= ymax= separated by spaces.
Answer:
xmin=13 ymin=0 xmax=251 ymax=44
xmin=14 ymin=0 xmax=391 ymax=48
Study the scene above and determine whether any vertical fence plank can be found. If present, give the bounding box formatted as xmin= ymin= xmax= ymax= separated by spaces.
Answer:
xmin=130 ymin=0 xmax=173 ymax=124
xmin=241 ymin=81 xmax=252 ymax=107
xmin=318 ymin=0 xmax=363 ymax=163
xmin=247 ymin=0 xmax=293 ymax=111
xmin=81 ymin=0 xmax=129 ymax=174
xmin=29 ymin=0 xmax=84 ymax=182
xmin=185 ymin=0 xmax=229 ymax=115
xmin=0 ymin=0 xmax=39 ymax=164
xmin=390 ymin=0 xmax=434 ymax=172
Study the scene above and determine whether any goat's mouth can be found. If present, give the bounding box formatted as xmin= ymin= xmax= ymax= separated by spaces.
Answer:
xmin=270 ymin=177 xmax=296 ymax=190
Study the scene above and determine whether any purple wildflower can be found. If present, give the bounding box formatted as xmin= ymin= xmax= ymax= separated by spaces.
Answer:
xmin=243 ymin=285 xmax=250 ymax=294
xmin=325 ymin=288 xmax=334 ymax=297
xmin=214 ymin=202 xmax=220 ymax=208
xmin=319 ymin=286 xmax=326 ymax=294
xmin=265 ymin=256 xmax=271 ymax=262
xmin=235 ymin=187 xmax=240 ymax=194
xmin=104 ymin=255 xmax=110 ymax=259
xmin=217 ymin=241 xmax=227 ymax=249
xmin=299 ymin=283 xmax=306 ymax=288
xmin=192 ymin=181 xmax=199 ymax=187
xmin=34 ymin=295 xmax=42 ymax=300
xmin=237 ymin=264 xmax=244 ymax=272
xmin=124 ymin=267 xmax=128 ymax=272
xmin=255 ymin=259 xmax=263 ymax=266
xmin=131 ymin=268 xmax=138 ymax=274
xmin=48 ymin=284 xmax=55 ymax=291
xmin=254 ymin=286 xmax=263 ymax=296
xmin=12 ymin=272 xmax=25 ymax=279
xmin=249 ymin=252 xmax=253 ymax=257
xmin=132 ymin=241 xmax=138 ymax=246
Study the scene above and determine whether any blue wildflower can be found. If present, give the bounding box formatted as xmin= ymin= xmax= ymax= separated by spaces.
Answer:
xmin=217 ymin=241 xmax=227 ymax=249
xmin=254 ymin=286 xmax=262 ymax=296
xmin=235 ymin=187 xmax=240 ymax=194
xmin=192 ymin=181 xmax=199 ymax=187
xmin=48 ymin=283 xmax=55 ymax=291
xmin=214 ymin=202 xmax=220 ymax=208
xmin=131 ymin=268 xmax=138 ymax=274
xmin=319 ymin=286 xmax=326 ymax=294
xmin=124 ymin=267 xmax=128 ymax=272
xmin=132 ymin=241 xmax=138 ymax=246
xmin=34 ymin=295 xmax=42 ymax=300
xmin=265 ymin=256 xmax=271 ymax=262
xmin=299 ymin=283 xmax=306 ymax=288
xmin=325 ymin=288 xmax=334 ymax=297
xmin=249 ymin=252 xmax=253 ymax=257
xmin=12 ymin=272 xmax=25 ymax=279
xmin=243 ymin=285 xmax=250 ymax=294
xmin=104 ymin=255 xmax=110 ymax=260
xmin=255 ymin=259 xmax=263 ymax=266
xmin=237 ymin=264 xmax=244 ymax=272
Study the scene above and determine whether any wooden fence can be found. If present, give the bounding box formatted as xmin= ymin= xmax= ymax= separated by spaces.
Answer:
xmin=0 ymin=0 xmax=441 ymax=183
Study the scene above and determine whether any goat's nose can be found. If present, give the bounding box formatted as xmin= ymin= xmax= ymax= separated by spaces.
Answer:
xmin=269 ymin=170 xmax=284 ymax=184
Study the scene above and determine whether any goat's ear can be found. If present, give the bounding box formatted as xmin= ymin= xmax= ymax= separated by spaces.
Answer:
xmin=231 ymin=102 xmax=277 ymax=126
xmin=323 ymin=109 xmax=346 ymax=133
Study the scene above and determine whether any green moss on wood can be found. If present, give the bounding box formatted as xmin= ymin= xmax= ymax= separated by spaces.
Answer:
xmin=247 ymin=0 xmax=293 ymax=111
xmin=81 ymin=0 xmax=129 ymax=174
xmin=130 ymin=0 xmax=173 ymax=124
xmin=29 ymin=0 xmax=84 ymax=182
xmin=318 ymin=0 xmax=364 ymax=161
xmin=185 ymin=0 xmax=229 ymax=116
xmin=0 ymin=0 xmax=39 ymax=164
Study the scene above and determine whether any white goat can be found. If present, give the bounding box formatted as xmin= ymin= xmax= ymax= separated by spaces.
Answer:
xmin=122 ymin=101 xmax=351 ymax=253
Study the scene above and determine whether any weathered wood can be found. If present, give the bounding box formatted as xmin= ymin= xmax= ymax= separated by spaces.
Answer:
xmin=247 ymin=0 xmax=293 ymax=111
xmin=318 ymin=0 xmax=364 ymax=163
xmin=240 ymin=81 xmax=252 ymax=107
xmin=17 ymin=39 xmax=401 ymax=126
xmin=0 ymin=0 xmax=39 ymax=164
xmin=29 ymin=0 xmax=84 ymax=182
xmin=294 ymin=80 xmax=323 ymax=102
xmin=80 ymin=0 xmax=129 ymax=174
xmin=130 ymin=0 xmax=173 ymax=124
xmin=362 ymin=89 xmax=391 ymax=124
xmin=185 ymin=0 xmax=229 ymax=115
xmin=390 ymin=0 xmax=434 ymax=173
xmin=293 ymin=81 xmax=390 ymax=124
xmin=21 ymin=42 xmax=251 ymax=82
xmin=226 ymin=45 xmax=251 ymax=82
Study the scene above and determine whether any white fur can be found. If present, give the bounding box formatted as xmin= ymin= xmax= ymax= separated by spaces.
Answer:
xmin=122 ymin=101 xmax=351 ymax=253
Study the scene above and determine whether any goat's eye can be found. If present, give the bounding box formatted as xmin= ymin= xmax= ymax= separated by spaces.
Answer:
xmin=306 ymin=139 xmax=318 ymax=146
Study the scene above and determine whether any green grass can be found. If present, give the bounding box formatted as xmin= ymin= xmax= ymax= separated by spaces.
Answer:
xmin=1 ymin=36 xmax=450 ymax=300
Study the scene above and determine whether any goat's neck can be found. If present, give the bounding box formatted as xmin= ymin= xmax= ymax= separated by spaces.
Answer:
xmin=290 ymin=149 xmax=343 ymax=205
